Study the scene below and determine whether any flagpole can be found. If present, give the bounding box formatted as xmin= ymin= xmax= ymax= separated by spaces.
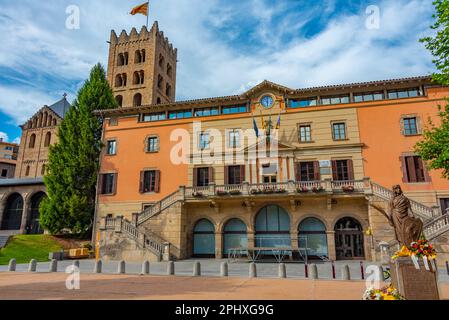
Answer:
xmin=146 ymin=1 xmax=149 ymax=28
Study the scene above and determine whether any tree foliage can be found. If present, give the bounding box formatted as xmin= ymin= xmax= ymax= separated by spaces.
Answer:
xmin=40 ymin=64 xmax=117 ymax=235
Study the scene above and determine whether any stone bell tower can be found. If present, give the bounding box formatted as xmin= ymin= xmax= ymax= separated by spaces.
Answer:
xmin=107 ymin=21 xmax=177 ymax=108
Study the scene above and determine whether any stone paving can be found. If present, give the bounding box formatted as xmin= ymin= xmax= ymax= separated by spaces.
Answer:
xmin=1 ymin=258 xmax=448 ymax=282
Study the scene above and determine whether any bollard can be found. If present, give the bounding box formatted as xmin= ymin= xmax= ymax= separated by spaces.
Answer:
xmin=304 ymin=264 xmax=309 ymax=278
xmin=249 ymin=262 xmax=257 ymax=278
xmin=331 ymin=261 xmax=336 ymax=279
xmin=94 ymin=260 xmax=102 ymax=273
xmin=446 ymin=261 xmax=449 ymax=276
xmin=167 ymin=261 xmax=175 ymax=275
xmin=8 ymin=259 xmax=16 ymax=272
xmin=73 ymin=260 xmax=80 ymax=268
xmin=360 ymin=261 xmax=365 ymax=280
xmin=142 ymin=260 xmax=150 ymax=275
xmin=309 ymin=264 xmax=318 ymax=279
xmin=278 ymin=263 xmax=286 ymax=278
xmin=220 ymin=262 xmax=228 ymax=277
xmin=193 ymin=261 xmax=201 ymax=276
xmin=49 ymin=259 xmax=58 ymax=272
xmin=28 ymin=259 xmax=37 ymax=272
xmin=341 ymin=265 xmax=351 ymax=280
xmin=118 ymin=260 xmax=126 ymax=274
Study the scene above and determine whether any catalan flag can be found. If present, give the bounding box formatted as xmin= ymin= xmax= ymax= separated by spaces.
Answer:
xmin=130 ymin=2 xmax=149 ymax=16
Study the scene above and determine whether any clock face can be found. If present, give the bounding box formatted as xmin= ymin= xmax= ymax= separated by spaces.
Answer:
xmin=260 ymin=95 xmax=274 ymax=109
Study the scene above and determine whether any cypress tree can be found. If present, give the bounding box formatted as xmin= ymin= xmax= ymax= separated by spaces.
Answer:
xmin=40 ymin=64 xmax=118 ymax=235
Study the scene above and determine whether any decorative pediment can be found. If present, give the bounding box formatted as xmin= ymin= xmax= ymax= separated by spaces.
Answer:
xmin=244 ymin=136 xmax=296 ymax=153
xmin=240 ymin=80 xmax=295 ymax=98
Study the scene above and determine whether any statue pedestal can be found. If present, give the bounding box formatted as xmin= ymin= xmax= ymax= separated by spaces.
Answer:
xmin=390 ymin=257 xmax=440 ymax=300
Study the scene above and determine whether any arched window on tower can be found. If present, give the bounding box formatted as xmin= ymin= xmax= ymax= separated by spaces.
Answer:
xmin=133 ymin=93 xmax=142 ymax=107
xmin=25 ymin=166 xmax=30 ymax=177
xmin=124 ymin=52 xmax=129 ymax=65
xmin=167 ymin=63 xmax=172 ymax=78
xmin=117 ymin=53 xmax=125 ymax=66
xmin=44 ymin=132 xmax=51 ymax=147
xmin=166 ymin=84 xmax=171 ymax=97
xmin=115 ymin=95 xmax=123 ymax=107
xmin=140 ymin=71 xmax=144 ymax=84
xmin=157 ymin=75 xmax=163 ymax=90
xmin=115 ymin=74 xmax=123 ymax=87
xmin=156 ymin=97 xmax=162 ymax=105
xmin=29 ymin=134 xmax=36 ymax=149
xmin=141 ymin=49 xmax=146 ymax=62
xmin=159 ymin=54 xmax=165 ymax=69
xmin=135 ymin=50 xmax=142 ymax=64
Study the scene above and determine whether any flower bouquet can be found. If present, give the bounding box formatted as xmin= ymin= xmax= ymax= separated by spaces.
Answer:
xmin=363 ymin=285 xmax=405 ymax=300
xmin=392 ymin=239 xmax=437 ymax=260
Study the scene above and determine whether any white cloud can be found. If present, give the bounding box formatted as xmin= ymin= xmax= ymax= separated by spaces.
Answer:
xmin=0 ymin=0 xmax=437 ymax=125
xmin=0 ymin=132 xmax=8 ymax=142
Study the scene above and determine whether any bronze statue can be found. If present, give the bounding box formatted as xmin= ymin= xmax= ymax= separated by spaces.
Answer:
xmin=370 ymin=185 xmax=423 ymax=247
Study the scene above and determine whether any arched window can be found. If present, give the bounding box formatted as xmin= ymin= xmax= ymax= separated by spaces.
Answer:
xmin=298 ymin=218 xmax=328 ymax=259
xmin=115 ymin=74 xmax=123 ymax=87
xmin=122 ymin=73 xmax=127 ymax=86
xmin=115 ymin=95 xmax=123 ymax=107
xmin=26 ymin=192 xmax=46 ymax=234
xmin=133 ymin=71 xmax=144 ymax=85
xmin=25 ymin=166 xmax=30 ymax=176
xmin=133 ymin=93 xmax=142 ymax=107
xmin=134 ymin=50 xmax=142 ymax=63
xmin=43 ymin=112 xmax=48 ymax=127
xmin=141 ymin=49 xmax=146 ymax=62
xmin=166 ymin=84 xmax=171 ymax=96
xmin=156 ymin=97 xmax=162 ymax=105
xmin=38 ymin=113 xmax=43 ymax=127
xmin=44 ymin=132 xmax=51 ymax=147
xmin=1 ymin=193 xmax=24 ymax=230
xmin=167 ymin=63 xmax=172 ymax=77
xmin=159 ymin=54 xmax=165 ymax=69
xmin=48 ymin=115 xmax=53 ymax=127
xmin=29 ymin=134 xmax=36 ymax=148
xmin=255 ymin=205 xmax=291 ymax=249
xmin=117 ymin=53 xmax=125 ymax=66
xmin=124 ymin=52 xmax=129 ymax=65
xmin=140 ymin=71 xmax=144 ymax=84
xmin=193 ymin=219 xmax=215 ymax=257
xmin=157 ymin=75 xmax=163 ymax=89
xmin=334 ymin=217 xmax=365 ymax=260
xmin=223 ymin=219 xmax=247 ymax=256
xmin=32 ymin=118 xmax=37 ymax=129
xmin=52 ymin=119 xmax=57 ymax=126
xmin=28 ymin=121 xmax=32 ymax=129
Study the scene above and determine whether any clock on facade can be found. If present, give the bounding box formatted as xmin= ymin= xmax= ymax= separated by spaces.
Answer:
xmin=260 ymin=95 xmax=274 ymax=109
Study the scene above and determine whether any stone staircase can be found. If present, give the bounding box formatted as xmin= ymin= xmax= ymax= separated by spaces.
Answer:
xmin=0 ymin=235 xmax=10 ymax=249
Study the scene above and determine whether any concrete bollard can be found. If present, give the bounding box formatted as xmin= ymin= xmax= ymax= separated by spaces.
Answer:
xmin=118 ymin=260 xmax=126 ymax=274
xmin=94 ymin=260 xmax=102 ymax=273
xmin=28 ymin=259 xmax=37 ymax=272
xmin=309 ymin=264 xmax=318 ymax=279
xmin=49 ymin=259 xmax=58 ymax=272
xmin=249 ymin=262 xmax=257 ymax=278
xmin=193 ymin=261 xmax=201 ymax=276
xmin=167 ymin=261 xmax=175 ymax=275
xmin=220 ymin=262 xmax=228 ymax=277
xmin=341 ymin=265 xmax=351 ymax=280
xmin=8 ymin=259 xmax=16 ymax=272
xmin=278 ymin=263 xmax=287 ymax=278
xmin=73 ymin=260 xmax=80 ymax=268
xmin=142 ymin=260 xmax=150 ymax=275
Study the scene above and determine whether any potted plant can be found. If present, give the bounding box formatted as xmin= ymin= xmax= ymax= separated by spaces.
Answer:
xmin=250 ymin=189 xmax=263 ymax=195
xmin=192 ymin=191 xmax=204 ymax=198
xmin=216 ymin=190 xmax=228 ymax=196
xmin=297 ymin=186 xmax=309 ymax=193
xmin=229 ymin=190 xmax=242 ymax=196
xmin=275 ymin=188 xmax=287 ymax=194
xmin=312 ymin=186 xmax=325 ymax=193
xmin=342 ymin=185 xmax=355 ymax=193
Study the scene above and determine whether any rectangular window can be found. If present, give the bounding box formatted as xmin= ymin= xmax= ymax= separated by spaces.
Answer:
xmin=332 ymin=160 xmax=354 ymax=181
xmin=332 ymin=123 xmax=347 ymax=140
xmin=1 ymin=169 xmax=7 ymax=177
xmin=299 ymin=125 xmax=312 ymax=142
xmin=440 ymin=198 xmax=449 ymax=215
xmin=140 ymin=170 xmax=160 ymax=193
xmin=403 ymin=117 xmax=418 ymax=135
xmin=142 ymin=112 xmax=167 ymax=122
xmin=106 ymin=140 xmax=117 ymax=155
xmin=321 ymin=95 xmax=350 ymax=105
xmin=4 ymin=146 xmax=13 ymax=151
xmin=263 ymin=175 xmax=277 ymax=183
xmin=226 ymin=165 xmax=244 ymax=185
xmin=404 ymin=156 xmax=427 ymax=183
xmin=353 ymin=92 xmax=384 ymax=102
xmin=388 ymin=88 xmax=421 ymax=100
xmin=300 ymin=162 xmax=315 ymax=181
xmin=168 ymin=110 xmax=192 ymax=120
xmin=228 ymin=129 xmax=241 ymax=148
xmin=194 ymin=107 xmax=220 ymax=117
xmin=196 ymin=167 xmax=211 ymax=187
xmin=290 ymin=98 xmax=318 ymax=108
xmin=101 ymin=173 xmax=116 ymax=195
xmin=222 ymin=105 xmax=248 ymax=115
xmin=147 ymin=137 xmax=159 ymax=153
xmin=199 ymin=132 xmax=210 ymax=150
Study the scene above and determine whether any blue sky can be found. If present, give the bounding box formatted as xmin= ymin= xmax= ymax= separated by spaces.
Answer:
xmin=0 ymin=0 xmax=437 ymax=144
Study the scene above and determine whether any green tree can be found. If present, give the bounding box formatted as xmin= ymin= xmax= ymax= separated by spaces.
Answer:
xmin=40 ymin=64 xmax=117 ymax=235
xmin=415 ymin=0 xmax=449 ymax=179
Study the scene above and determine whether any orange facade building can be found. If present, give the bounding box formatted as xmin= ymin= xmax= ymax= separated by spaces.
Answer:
xmin=93 ymin=24 xmax=449 ymax=264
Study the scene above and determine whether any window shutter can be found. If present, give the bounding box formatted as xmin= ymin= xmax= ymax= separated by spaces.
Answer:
xmin=224 ymin=166 xmax=229 ymax=185
xmin=112 ymin=173 xmax=118 ymax=195
xmin=313 ymin=161 xmax=321 ymax=181
xmin=139 ymin=171 xmax=145 ymax=193
xmin=347 ymin=159 xmax=354 ymax=180
xmin=193 ymin=168 xmax=198 ymax=187
xmin=98 ymin=174 xmax=104 ymax=194
xmin=400 ymin=117 xmax=405 ymax=135
xmin=331 ymin=160 xmax=338 ymax=180
xmin=406 ymin=156 xmax=417 ymax=183
xmin=208 ymin=167 xmax=215 ymax=184
xmin=155 ymin=170 xmax=161 ymax=193
xmin=399 ymin=156 xmax=408 ymax=183
xmin=156 ymin=137 xmax=160 ymax=152
xmin=240 ymin=165 xmax=246 ymax=184
xmin=418 ymin=157 xmax=431 ymax=182
xmin=295 ymin=163 xmax=301 ymax=181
